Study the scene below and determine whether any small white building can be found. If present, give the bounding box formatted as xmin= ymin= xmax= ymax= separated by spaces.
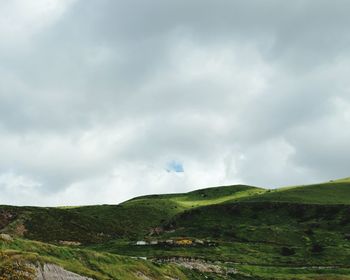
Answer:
xmin=136 ymin=241 xmax=147 ymax=246
xmin=195 ymin=239 xmax=204 ymax=245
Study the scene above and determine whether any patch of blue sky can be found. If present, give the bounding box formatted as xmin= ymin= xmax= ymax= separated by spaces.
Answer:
xmin=166 ymin=160 xmax=184 ymax=173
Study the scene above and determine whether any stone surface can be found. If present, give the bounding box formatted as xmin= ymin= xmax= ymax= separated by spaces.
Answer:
xmin=36 ymin=264 xmax=93 ymax=280
xmin=0 ymin=233 xmax=13 ymax=241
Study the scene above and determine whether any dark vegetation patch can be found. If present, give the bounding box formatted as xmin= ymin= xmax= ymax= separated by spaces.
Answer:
xmin=0 ymin=209 xmax=18 ymax=230
xmin=311 ymin=243 xmax=324 ymax=254
xmin=160 ymin=201 xmax=350 ymax=252
xmin=280 ymin=247 xmax=295 ymax=256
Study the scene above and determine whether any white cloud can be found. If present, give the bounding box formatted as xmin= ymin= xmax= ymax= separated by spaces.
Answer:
xmin=0 ymin=171 xmax=42 ymax=205
xmin=0 ymin=0 xmax=75 ymax=48
xmin=1 ymin=0 xmax=350 ymax=205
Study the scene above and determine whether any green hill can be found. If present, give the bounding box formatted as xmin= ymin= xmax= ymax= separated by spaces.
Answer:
xmin=0 ymin=184 xmax=263 ymax=244
xmin=239 ymin=179 xmax=350 ymax=204
xmin=124 ymin=184 xmax=264 ymax=208
xmin=2 ymin=179 xmax=350 ymax=279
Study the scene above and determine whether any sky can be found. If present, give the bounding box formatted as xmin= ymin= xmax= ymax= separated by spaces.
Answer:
xmin=1 ymin=0 xmax=350 ymax=206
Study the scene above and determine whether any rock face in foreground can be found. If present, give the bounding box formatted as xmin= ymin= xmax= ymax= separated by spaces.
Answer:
xmin=36 ymin=264 xmax=93 ymax=280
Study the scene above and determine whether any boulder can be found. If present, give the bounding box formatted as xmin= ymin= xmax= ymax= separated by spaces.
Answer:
xmin=36 ymin=264 xmax=93 ymax=280
xmin=0 ymin=233 xmax=13 ymax=242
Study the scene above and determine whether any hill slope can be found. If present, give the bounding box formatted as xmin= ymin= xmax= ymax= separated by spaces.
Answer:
xmin=0 ymin=184 xmax=263 ymax=244
xmin=2 ymin=179 xmax=350 ymax=279
xmin=239 ymin=179 xmax=350 ymax=204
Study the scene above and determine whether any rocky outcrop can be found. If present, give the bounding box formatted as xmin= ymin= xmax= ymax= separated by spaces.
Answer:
xmin=59 ymin=240 xmax=82 ymax=246
xmin=154 ymin=257 xmax=237 ymax=276
xmin=133 ymin=271 xmax=153 ymax=280
xmin=0 ymin=233 xmax=13 ymax=241
xmin=35 ymin=264 xmax=93 ymax=280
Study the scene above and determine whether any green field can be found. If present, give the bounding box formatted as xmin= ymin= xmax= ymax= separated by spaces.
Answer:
xmin=2 ymin=179 xmax=350 ymax=279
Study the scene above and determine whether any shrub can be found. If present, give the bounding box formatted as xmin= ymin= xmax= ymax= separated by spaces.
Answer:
xmin=0 ymin=258 xmax=35 ymax=280
xmin=288 ymin=205 xmax=306 ymax=219
xmin=311 ymin=243 xmax=324 ymax=253
xmin=304 ymin=228 xmax=314 ymax=236
xmin=280 ymin=247 xmax=295 ymax=256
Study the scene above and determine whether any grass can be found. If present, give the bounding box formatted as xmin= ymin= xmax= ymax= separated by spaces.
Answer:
xmin=2 ymin=179 xmax=350 ymax=278
xmin=169 ymin=186 xmax=266 ymax=208
xmin=0 ymin=238 xmax=195 ymax=280
xmin=1 ymin=184 xmax=262 ymax=244
xmin=239 ymin=180 xmax=350 ymax=204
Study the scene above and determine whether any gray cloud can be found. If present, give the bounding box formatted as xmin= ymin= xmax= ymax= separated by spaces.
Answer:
xmin=0 ymin=0 xmax=350 ymax=205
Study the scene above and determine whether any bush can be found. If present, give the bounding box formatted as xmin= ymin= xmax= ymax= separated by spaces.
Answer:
xmin=288 ymin=205 xmax=306 ymax=219
xmin=304 ymin=228 xmax=314 ymax=236
xmin=311 ymin=243 xmax=324 ymax=253
xmin=0 ymin=259 xmax=35 ymax=280
xmin=280 ymin=247 xmax=295 ymax=256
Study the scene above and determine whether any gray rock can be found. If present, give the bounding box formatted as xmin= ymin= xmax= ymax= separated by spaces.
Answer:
xmin=0 ymin=233 xmax=13 ymax=241
xmin=36 ymin=264 xmax=93 ymax=280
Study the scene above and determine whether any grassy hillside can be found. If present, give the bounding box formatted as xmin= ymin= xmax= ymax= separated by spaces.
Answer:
xmin=0 ymin=238 xmax=199 ymax=280
xmin=128 ymin=185 xmax=265 ymax=208
xmin=2 ymin=179 xmax=350 ymax=279
xmin=239 ymin=179 xmax=350 ymax=204
xmin=0 ymin=184 xmax=262 ymax=244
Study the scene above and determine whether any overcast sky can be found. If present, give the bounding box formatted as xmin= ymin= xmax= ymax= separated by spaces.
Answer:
xmin=1 ymin=0 xmax=350 ymax=206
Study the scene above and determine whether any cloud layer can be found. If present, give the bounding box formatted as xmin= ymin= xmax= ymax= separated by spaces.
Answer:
xmin=1 ymin=0 xmax=350 ymax=205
